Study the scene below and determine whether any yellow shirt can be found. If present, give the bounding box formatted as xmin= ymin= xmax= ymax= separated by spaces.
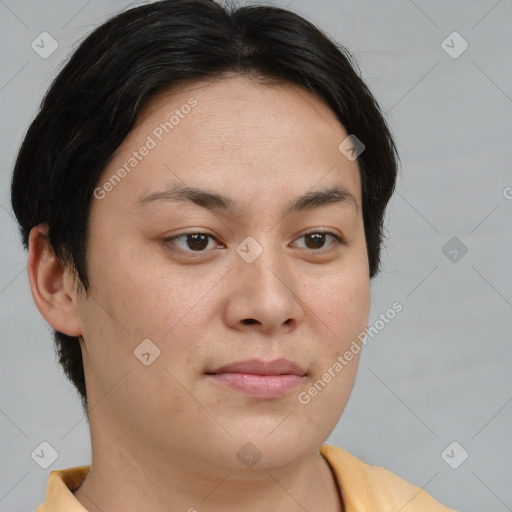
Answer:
xmin=34 ymin=444 xmax=456 ymax=511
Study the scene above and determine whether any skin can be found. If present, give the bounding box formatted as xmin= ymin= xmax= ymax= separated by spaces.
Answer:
xmin=28 ymin=75 xmax=371 ymax=512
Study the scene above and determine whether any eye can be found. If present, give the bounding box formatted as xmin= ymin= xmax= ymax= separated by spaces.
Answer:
xmin=164 ymin=232 xmax=223 ymax=253
xmin=164 ymin=229 xmax=345 ymax=255
xmin=292 ymin=230 xmax=345 ymax=251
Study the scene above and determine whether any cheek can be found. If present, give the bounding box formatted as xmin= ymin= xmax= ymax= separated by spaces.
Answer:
xmin=298 ymin=281 xmax=368 ymax=434
xmin=84 ymin=229 xmax=171 ymax=336
xmin=80 ymin=234 xmax=217 ymax=386
xmin=307 ymin=270 xmax=371 ymax=344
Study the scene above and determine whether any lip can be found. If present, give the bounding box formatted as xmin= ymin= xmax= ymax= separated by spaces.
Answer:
xmin=206 ymin=358 xmax=307 ymax=398
xmin=208 ymin=358 xmax=306 ymax=376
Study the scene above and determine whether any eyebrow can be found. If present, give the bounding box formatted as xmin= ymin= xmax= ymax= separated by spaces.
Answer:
xmin=133 ymin=182 xmax=358 ymax=215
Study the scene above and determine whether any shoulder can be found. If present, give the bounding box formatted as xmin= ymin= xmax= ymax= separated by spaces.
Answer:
xmin=320 ymin=444 xmax=458 ymax=512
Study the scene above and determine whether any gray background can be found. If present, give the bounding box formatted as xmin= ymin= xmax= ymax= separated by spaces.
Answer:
xmin=1 ymin=0 xmax=511 ymax=511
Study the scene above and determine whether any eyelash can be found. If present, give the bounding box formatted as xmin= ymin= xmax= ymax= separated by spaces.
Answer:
xmin=163 ymin=229 xmax=346 ymax=256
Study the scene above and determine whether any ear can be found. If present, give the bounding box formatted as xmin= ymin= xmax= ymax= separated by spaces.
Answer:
xmin=27 ymin=224 xmax=83 ymax=337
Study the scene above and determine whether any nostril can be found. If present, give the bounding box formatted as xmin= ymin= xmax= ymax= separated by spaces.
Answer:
xmin=242 ymin=318 xmax=258 ymax=325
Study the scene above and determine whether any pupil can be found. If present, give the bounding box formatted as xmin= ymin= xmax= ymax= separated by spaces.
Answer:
xmin=188 ymin=233 xmax=208 ymax=251
xmin=307 ymin=233 xmax=325 ymax=249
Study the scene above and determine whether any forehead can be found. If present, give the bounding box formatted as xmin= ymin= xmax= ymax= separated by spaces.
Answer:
xmin=95 ymin=75 xmax=362 ymax=213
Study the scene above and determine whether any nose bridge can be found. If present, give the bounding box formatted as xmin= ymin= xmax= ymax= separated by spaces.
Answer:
xmin=235 ymin=233 xmax=297 ymax=305
xmin=236 ymin=231 xmax=279 ymax=274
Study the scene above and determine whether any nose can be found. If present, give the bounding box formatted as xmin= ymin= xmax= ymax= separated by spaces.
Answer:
xmin=223 ymin=243 xmax=305 ymax=335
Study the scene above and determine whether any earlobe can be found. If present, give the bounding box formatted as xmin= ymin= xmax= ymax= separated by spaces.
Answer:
xmin=27 ymin=224 xmax=83 ymax=337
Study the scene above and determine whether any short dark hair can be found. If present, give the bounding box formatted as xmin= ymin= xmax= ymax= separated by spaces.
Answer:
xmin=10 ymin=0 xmax=399 ymax=412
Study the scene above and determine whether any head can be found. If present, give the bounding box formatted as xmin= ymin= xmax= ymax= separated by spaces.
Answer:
xmin=11 ymin=0 xmax=398 ymax=469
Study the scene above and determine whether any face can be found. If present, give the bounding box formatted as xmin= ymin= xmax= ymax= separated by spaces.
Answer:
xmin=77 ymin=75 xmax=370 ymax=473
